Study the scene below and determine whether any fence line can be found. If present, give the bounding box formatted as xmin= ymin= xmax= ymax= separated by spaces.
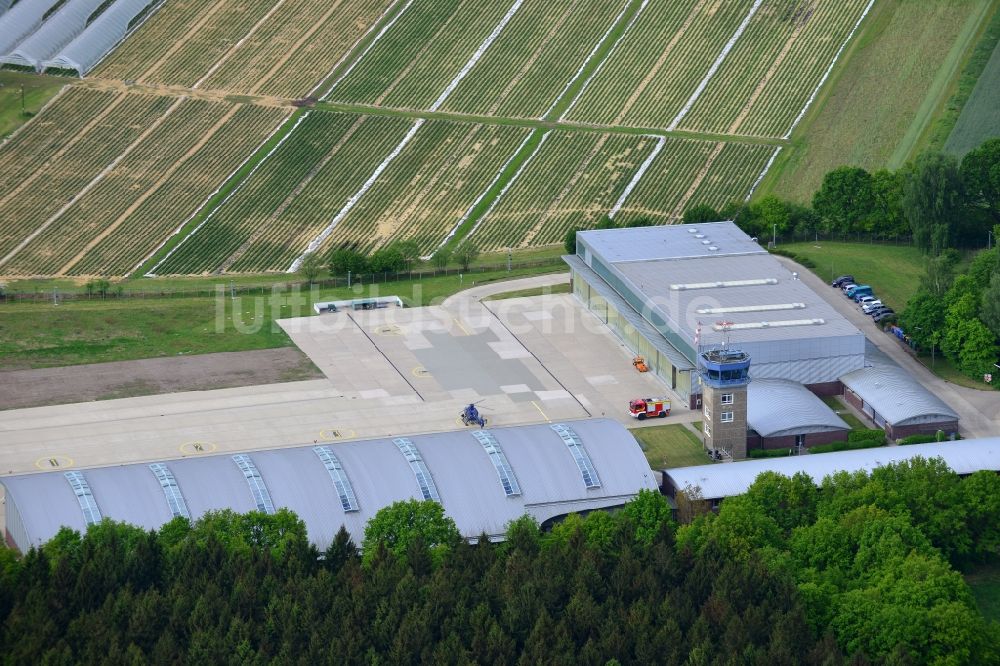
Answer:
xmin=1 ymin=258 xmax=566 ymax=303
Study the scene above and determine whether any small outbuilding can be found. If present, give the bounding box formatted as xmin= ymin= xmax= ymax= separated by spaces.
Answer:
xmin=840 ymin=364 xmax=959 ymax=440
xmin=747 ymin=379 xmax=850 ymax=451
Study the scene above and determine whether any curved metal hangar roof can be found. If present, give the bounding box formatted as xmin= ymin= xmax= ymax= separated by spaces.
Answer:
xmin=2 ymin=419 xmax=656 ymax=552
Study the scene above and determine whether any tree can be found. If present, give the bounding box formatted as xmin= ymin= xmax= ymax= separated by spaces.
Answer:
xmin=981 ymin=272 xmax=1000 ymax=338
xmin=328 ymin=248 xmax=369 ymax=276
xmin=368 ymin=246 xmax=407 ymax=273
xmin=869 ymin=169 xmax=907 ymax=238
xmin=957 ymin=319 xmax=998 ymax=378
xmin=920 ymin=248 xmax=960 ymax=296
xmin=750 ymin=195 xmax=792 ymax=238
xmin=683 ymin=204 xmax=720 ymax=223
xmin=624 ymin=216 xmax=656 ymax=228
xmin=430 ymin=248 xmax=451 ymax=269
xmin=812 ymin=166 xmax=875 ymax=235
xmin=902 ymin=152 xmax=966 ymax=254
xmin=361 ymin=499 xmax=460 ymax=568
xmin=393 ymin=240 xmax=422 ymax=270
xmin=899 ymin=289 xmax=947 ymax=352
xmin=297 ymin=252 xmax=324 ymax=284
xmin=620 ymin=489 xmax=674 ymax=547
xmin=452 ymin=240 xmax=479 ymax=271
xmin=594 ymin=215 xmax=617 ymax=230
xmin=960 ymin=137 xmax=1000 ymax=223
xmin=564 ymin=227 xmax=580 ymax=254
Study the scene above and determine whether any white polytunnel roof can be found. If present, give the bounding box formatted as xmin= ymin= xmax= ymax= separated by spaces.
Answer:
xmin=663 ymin=437 xmax=1000 ymax=500
xmin=0 ymin=0 xmax=108 ymax=70
xmin=0 ymin=0 xmax=62 ymax=53
xmin=1 ymin=419 xmax=656 ymax=552
xmin=747 ymin=379 xmax=849 ymax=438
xmin=841 ymin=363 xmax=960 ymax=427
xmin=42 ymin=0 xmax=159 ymax=75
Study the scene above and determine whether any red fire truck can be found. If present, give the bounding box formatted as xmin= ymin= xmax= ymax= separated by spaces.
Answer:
xmin=628 ymin=398 xmax=670 ymax=420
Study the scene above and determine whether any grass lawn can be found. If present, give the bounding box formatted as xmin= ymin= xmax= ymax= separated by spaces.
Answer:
xmin=777 ymin=241 xmax=926 ymax=308
xmin=914 ymin=351 xmax=999 ymax=391
xmin=631 ymin=424 xmax=710 ymax=470
xmin=820 ymin=396 xmax=871 ymax=430
xmin=966 ymin=561 xmax=1000 ymax=622
xmin=0 ymin=71 xmax=65 ymax=139
xmin=483 ymin=283 xmax=571 ymax=301
xmin=0 ymin=266 xmax=563 ymax=370
xmin=763 ymin=0 xmax=996 ymax=202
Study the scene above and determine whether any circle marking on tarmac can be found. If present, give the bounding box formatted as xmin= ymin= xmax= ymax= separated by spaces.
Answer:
xmin=180 ymin=441 xmax=217 ymax=455
xmin=35 ymin=455 xmax=74 ymax=470
xmin=412 ymin=366 xmax=430 ymax=378
xmin=374 ymin=324 xmax=402 ymax=336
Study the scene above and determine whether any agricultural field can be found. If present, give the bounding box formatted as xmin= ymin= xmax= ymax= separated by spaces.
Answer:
xmin=470 ymin=132 xmax=775 ymax=251
xmin=0 ymin=0 xmax=945 ymax=278
xmin=945 ymin=36 xmax=1000 ymax=156
xmin=0 ymin=88 xmax=287 ymax=278
xmin=93 ymin=0 xmax=395 ymax=98
xmin=152 ymin=113 xmax=532 ymax=274
xmin=562 ymin=0 xmax=873 ymax=136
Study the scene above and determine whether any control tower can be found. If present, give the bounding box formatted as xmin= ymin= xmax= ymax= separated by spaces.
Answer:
xmin=699 ymin=347 xmax=751 ymax=460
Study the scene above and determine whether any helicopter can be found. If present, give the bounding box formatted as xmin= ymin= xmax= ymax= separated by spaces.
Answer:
xmin=460 ymin=402 xmax=488 ymax=428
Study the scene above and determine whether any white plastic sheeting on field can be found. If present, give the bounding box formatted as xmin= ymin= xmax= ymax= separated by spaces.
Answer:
xmin=42 ymin=0 xmax=160 ymax=75
xmin=0 ymin=0 xmax=107 ymax=71
xmin=0 ymin=0 xmax=61 ymax=54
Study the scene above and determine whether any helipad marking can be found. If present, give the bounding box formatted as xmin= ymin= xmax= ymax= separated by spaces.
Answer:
xmin=180 ymin=441 xmax=217 ymax=455
xmin=35 ymin=455 xmax=73 ymax=470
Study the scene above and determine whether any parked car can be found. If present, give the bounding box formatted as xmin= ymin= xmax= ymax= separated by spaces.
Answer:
xmin=858 ymin=295 xmax=877 ymax=306
xmin=873 ymin=311 xmax=897 ymax=323
xmin=852 ymin=286 xmax=874 ymax=301
xmin=870 ymin=307 xmax=895 ymax=319
xmin=862 ymin=300 xmax=884 ymax=314
xmin=832 ymin=275 xmax=855 ymax=287
xmin=842 ymin=283 xmax=858 ymax=296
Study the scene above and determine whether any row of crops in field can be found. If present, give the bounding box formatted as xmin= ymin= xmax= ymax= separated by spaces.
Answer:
xmin=93 ymin=0 xmax=393 ymax=98
xmin=0 ymin=92 xmax=175 ymax=264
xmin=0 ymin=88 xmax=286 ymax=277
xmin=324 ymin=0 xmax=514 ymax=109
xmin=469 ymin=132 xmax=776 ymax=252
xmin=676 ymin=0 xmax=874 ymax=137
xmin=153 ymin=112 xmax=533 ymax=274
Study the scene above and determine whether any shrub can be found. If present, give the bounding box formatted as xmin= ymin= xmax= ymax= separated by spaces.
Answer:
xmin=898 ymin=434 xmax=938 ymax=445
xmin=848 ymin=429 xmax=886 ymax=444
xmin=748 ymin=448 xmax=795 ymax=459
xmin=810 ymin=439 xmax=885 ymax=454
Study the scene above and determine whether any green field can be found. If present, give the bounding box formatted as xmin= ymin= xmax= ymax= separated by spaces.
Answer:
xmin=821 ymin=396 xmax=869 ymax=430
xmin=764 ymin=0 xmax=996 ymax=202
xmin=778 ymin=241 xmax=926 ymax=308
xmin=0 ymin=264 xmax=564 ymax=370
xmin=631 ymin=424 xmax=710 ymax=469
xmin=0 ymin=72 xmax=65 ymax=139
xmin=945 ymin=31 xmax=1000 ymax=155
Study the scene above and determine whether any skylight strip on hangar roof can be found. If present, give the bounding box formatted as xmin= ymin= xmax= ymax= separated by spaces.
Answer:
xmin=64 ymin=471 xmax=102 ymax=525
xmin=313 ymin=446 xmax=360 ymax=512
xmin=471 ymin=431 xmax=522 ymax=497
xmin=148 ymin=463 xmax=191 ymax=519
xmin=670 ymin=278 xmax=777 ymax=290
xmin=713 ymin=319 xmax=825 ymax=331
xmin=550 ymin=424 xmax=601 ymax=489
xmin=697 ymin=303 xmax=805 ymax=314
xmin=232 ymin=454 xmax=275 ymax=514
xmin=393 ymin=438 xmax=441 ymax=502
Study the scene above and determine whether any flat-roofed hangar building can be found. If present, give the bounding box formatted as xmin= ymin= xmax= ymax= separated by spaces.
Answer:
xmin=2 ymin=419 xmax=657 ymax=554
xmin=565 ymin=222 xmax=866 ymax=409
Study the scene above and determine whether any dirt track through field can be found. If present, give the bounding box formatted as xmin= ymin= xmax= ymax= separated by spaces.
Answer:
xmin=613 ymin=0 xmax=708 ymax=125
xmin=0 ymin=348 xmax=323 ymax=410
xmin=138 ymin=0 xmax=232 ymax=83
xmin=56 ymin=104 xmax=245 ymax=277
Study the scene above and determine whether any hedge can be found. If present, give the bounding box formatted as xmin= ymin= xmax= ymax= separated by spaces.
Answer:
xmin=748 ymin=448 xmax=796 ymax=459
xmin=848 ymin=429 xmax=886 ymax=444
xmin=809 ymin=439 xmax=886 ymax=454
